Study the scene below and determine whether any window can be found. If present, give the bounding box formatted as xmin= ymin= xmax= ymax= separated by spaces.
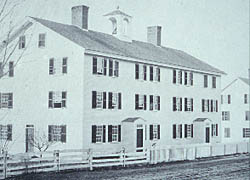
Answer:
xmin=202 ymin=99 xmax=217 ymax=112
xmin=38 ymin=33 xmax=46 ymax=47
xmin=245 ymin=111 xmax=250 ymax=121
xmin=9 ymin=62 xmax=14 ymax=77
xmin=184 ymin=124 xmax=193 ymax=138
xmin=211 ymin=124 xmax=218 ymax=137
xmin=222 ymin=111 xmax=230 ymax=121
xmin=173 ymin=124 xmax=182 ymax=139
xmin=189 ymin=72 xmax=193 ymax=86
xmin=224 ymin=128 xmax=230 ymax=138
xmin=93 ymin=57 xmax=107 ymax=75
xmin=150 ymin=66 xmax=153 ymax=81
xmin=184 ymin=98 xmax=193 ymax=112
xmin=243 ymin=128 xmax=250 ymax=138
xmin=108 ymin=125 xmax=121 ymax=142
xmin=92 ymin=91 xmax=106 ymax=109
xmin=108 ymin=92 xmax=122 ymax=109
xmin=114 ymin=61 xmax=119 ymax=77
xmin=48 ymin=91 xmax=67 ymax=108
xmin=0 ymin=124 xmax=12 ymax=141
xmin=228 ymin=95 xmax=231 ymax=104
xmin=204 ymin=75 xmax=208 ymax=88
xmin=150 ymin=124 xmax=160 ymax=140
xmin=92 ymin=125 xmax=106 ymax=143
xmin=0 ymin=93 xmax=13 ymax=109
xmin=155 ymin=67 xmax=160 ymax=82
xmin=173 ymin=69 xmax=176 ymax=84
xmin=149 ymin=95 xmax=160 ymax=111
xmin=19 ymin=35 xmax=26 ymax=49
xmin=135 ymin=94 xmax=146 ymax=110
xmin=178 ymin=70 xmax=182 ymax=84
xmin=173 ymin=97 xmax=182 ymax=111
xmin=221 ymin=95 xmax=223 ymax=104
xmin=244 ymin=94 xmax=248 ymax=104
xmin=49 ymin=57 xmax=68 ymax=75
xmin=135 ymin=64 xmax=146 ymax=80
xmin=48 ymin=125 xmax=66 ymax=142
xmin=212 ymin=76 xmax=216 ymax=88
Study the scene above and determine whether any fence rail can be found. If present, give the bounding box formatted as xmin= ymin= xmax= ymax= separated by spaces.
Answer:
xmin=0 ymin=142 xmax=249 ymax=179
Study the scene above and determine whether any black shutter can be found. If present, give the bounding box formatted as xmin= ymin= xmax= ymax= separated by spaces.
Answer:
xmin=103 ymin=125 xmax=106 ymax=143
xmin=92 ymin=91 xmax=97 ymax=109
xmin=173 ymin=97 xmax=176 ymax=111
xmin=109 ymin=59 xmax=113 ymax=76
xmin=104 ymin=59 xmax=107 ymax=75
xmin=62 ymin=92 xmax=66 ymax=108
xmin=180 ymin=124 xmax=182 ymax=138
xmin=118 ymin=125 xmax=121 ymax=142
xmin=207 ymin=99 xmax=210 ymax=112
xmin=62 ymin=57 xmax=67 ymax=74
xmin=135 ymin=94 xmax=139 ymax=110
xmin=150 ymin=125 xmax=153 ymax=140
xmin=7 ymin=124 xmax=12 ymax=141
xmin=8 ymin=93 xmax=13 ymax=109
xmin=190 ymin=72 xmax=193 ymax=86
xmin=157 ymin=96 xmax=160 ymax=111
xmin=92 ymin=125 xmax=96 ymax=143
xmin=150 ymin=66 xmax=153 ymax=81
xmin=216 ymin=100 xmax=218 ymax=112
xmin=118 ymin=93 xmax=121 ymax=109
xmin=216 ymin=124 xmax=218 ymax=136
xmin=191 ymin=124 xmax=193 ymax=137
xmin=158 ymin=68 xmax=160 ymax=82
xmin=143 ymin=65 xmax=147 ymax=80
xmin=211 ymin=124 xmax=214 ymax=137
xmin=144 ymin=95 xmax=147 ymax=110
xmin=150 ymin=95 xmax=153 ymax=110
xmin=173 ymin=70 xmax=176 ymax=84
xmin=184 ymin=72 xmax=187 ymax=85
xmin=211 ymin=100 xmax=213 ymax=112
xmin=0 ymin=93 xmax=1 ymax=109
xmin=108 ymin=92 xmax=112 ymax=109
xmin=180 ymin=71 xmax=182 ymax=84
xmin=103 ymin=92 xmax=106 ymax=109
xmin=93 ymin=57 xmax=97 ymax=74
xmin=191 ymin=98 xmax=194 ymax=112
xmin=180 ymin=98 xmax=182 ymax=111
xmin=48 ymin=92 xmax=53 ymax=108
xmin=108 ymin=125 xmax=112 ymax=142
xmin=157 ymin=125 xmax=160 ymax=139
xmin=61 ymin=125 xmax=66 ymax=143
xmin=184 ymin=124 xmax=187 ymax=138
xmin=173 ymin=124 xmax=176 ymax=139
xmin=9 ymin=62 xmax=14 ymax=77
xmin=135 ymin=64 xmax=139 ymax=79
xmin=184 ymin=98 xmax=187 ymax=111
xmin=48 ymin=125 xmax=52 ymax=142
xmin=202 ymin=99 xmax=205 ymax=112
xmin=49 ymin=58 xmax=54 ymax=75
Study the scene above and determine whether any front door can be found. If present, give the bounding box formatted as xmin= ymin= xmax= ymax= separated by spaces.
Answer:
xmin=205 ymin=127 xmax=210 ymax=143
xmin=136 ymin=129 xmax=143 ymax=152
xmin=25 ymin=125 xmax=34 ymax=152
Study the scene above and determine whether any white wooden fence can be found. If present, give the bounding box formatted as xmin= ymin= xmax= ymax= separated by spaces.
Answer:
xmin=0 ymin=142 xmax=249 ymax=179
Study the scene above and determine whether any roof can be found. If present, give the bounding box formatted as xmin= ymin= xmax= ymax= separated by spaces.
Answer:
xmin=239 ymin=77 xmax=250 ymax=86
xmin=30 ymin=17 xmax=225 ymax=75
xmin=122 ymin=117 xmax=141 ymax=123
xmin=103 ymin=8 xmax=132 ymax=18
xmin=193 ymin=118 xmax=211 ymax=122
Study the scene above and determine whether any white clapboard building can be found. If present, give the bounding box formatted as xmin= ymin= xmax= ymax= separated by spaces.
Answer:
xmin=0 ymin=5 xmax=225 ymax=154
xmin=221 ymin=77 xmax=250 ymax=143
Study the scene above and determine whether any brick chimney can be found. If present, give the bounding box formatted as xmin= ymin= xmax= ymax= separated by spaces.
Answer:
xmin=71 ymin=5 xmax=89 ymax=30
xmin=147 ymin=26 xmax=162 ymax=46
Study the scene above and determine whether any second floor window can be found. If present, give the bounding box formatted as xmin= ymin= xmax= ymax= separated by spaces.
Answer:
xmin=228 ymin=95 xmax=231 ymax=104
xmin=48 ymin=91 xmax=67 ymax=108
xmin=0 ymin=124 xmax=12 ymax=141
xmin=38 ymin=33 xmax=46 ymax=47
xmin=109 ymin=59 xmax=119 ymax=77
xmin=184 ymin=72 xmax=193 ymax=86
xmin=184 ymin=98 xmax=193 ymax=112
xmin=222 ymin=111 xmax=230 ymax=121
xmin=92 ymin=91 xmax=121 ymax=110
xmin=19 ymin=35 xmax=26 ymax=49
xmin=204 ymin=75 xmax=208 ymax=88
xmin=49 ymin=58 xmax=68 ymax=75
xmin=245 ymin=111 xmax=250 ymax=121
xmin=212 ymin=76 xmax=216 ymax=88
xmin=149 ymin=95 xmax=160 ymax=111
xmin=202 ymin=99 xmax=218 ymax=112
xmin=135 ymin=64 xmax=147 ymax=80
xmin=173 ymin=97 xmax=182 ymax=111
xmin=0 ymin=93 xmax=13 ymax=109
xmin=48 ymin=125 xmax=66 ymax=142
xmin=244 ymin=94 xmax=248 ymax=104
xmin=93 ymin=57 xmax=107 ymax=75
xmin=243 ymin=128 xmax=250 ymax=138
xmin=135 ymin=94 xmax=146 ymax=110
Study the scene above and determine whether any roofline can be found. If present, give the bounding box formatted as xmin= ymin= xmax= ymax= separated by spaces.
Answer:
xmin=85 ymin=49 xmax=224 ymax=76
xmin=222 ymin=78 xmax=238 ymax=92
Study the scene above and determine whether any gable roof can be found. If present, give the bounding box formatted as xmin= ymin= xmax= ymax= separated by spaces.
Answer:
xmin=30 ymin=17 xmax=225 ymax=75
xmin=239 ymin=77 xmax=250 ymax=86
xmin=103 ymin=8 xmax=132 ymax=18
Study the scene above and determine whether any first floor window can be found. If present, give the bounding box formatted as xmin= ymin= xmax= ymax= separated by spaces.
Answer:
xmin=173 ymin=124 xmax=182 ymax=139
xmin=48 ymin=125 xmax=66 ymax=143
xmin=224 ymin=128 xmax=230 ymax=138
xmin=243 ymin=128 xmax=250 ymax=138
xmin=150 ymin=124 xmax=160 ymax=140
xmin=222 ymin=111 xmax=230 ymax=121
xmin=211 ymin=124 xmax=218 ymax=137
xmin=108 ymin=125 xmax=121 ymax=142
xmin=0 ymin=124 xmax=12 ymax=141
xmin=184 ymin=124 xmax=193 ymax=138
xmin=135 ymin=94 xmax=146 ymax=110
xmin=150 ymin=95 xmax=160 ymax=111
xmin=48 ymin=91 xmax=67 ymax=108
xmin=0 ymin=93 xmax=13 ymax=109
xmin=92 ymin=125 xmax=106 ymax=143
xmin=245 ymin=111 xmax=250 ymax=121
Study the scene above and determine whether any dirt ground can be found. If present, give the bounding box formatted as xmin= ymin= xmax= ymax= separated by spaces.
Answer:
xmin=10 ymin=154 xmax=250 ymax=180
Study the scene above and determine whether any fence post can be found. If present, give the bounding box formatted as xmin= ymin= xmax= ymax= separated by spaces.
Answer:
xmin=210 ymin=145 xmax=213 ymax=157
xmin=120 ymin=147 xmax=125 ymax=167
xmin=146 ymin=148 xmax=150 ymax=163
xmin=3 ymin=151 xmax=7 ymax=179
xmin=53 ymin=150 xmax=60 ymax=172
xmin=195 ymin=146 xmax=197 ymax=159
xmin=236 ymin=143 xmax=238 ymax=154
xmin=224 ymin=144 xmax=226 ymax=155
xmin=88 ymin=148 xmax=93 ymax=171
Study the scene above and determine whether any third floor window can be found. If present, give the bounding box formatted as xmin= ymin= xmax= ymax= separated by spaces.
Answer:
xmin=49 ymin=57 xmax=68 ymax=75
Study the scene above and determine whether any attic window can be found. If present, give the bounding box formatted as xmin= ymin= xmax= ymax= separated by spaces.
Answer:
xmin=19 ymin=36 xmax=26 ymax=49
xmin=38 ymin=33 xmax=46 ymax=48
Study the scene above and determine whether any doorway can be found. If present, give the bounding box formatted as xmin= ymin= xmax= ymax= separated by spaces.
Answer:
xmin=205 ymin=127 xmax=210 ymax=143
xmin=25 ymin=125 xmax=34 ymax=152
xmin=136 ymin=125 xmax=143 ymax=152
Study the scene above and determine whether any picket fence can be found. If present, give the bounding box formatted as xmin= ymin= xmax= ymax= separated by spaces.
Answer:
xmin=0 ymin=142 xmax=249 ymax=179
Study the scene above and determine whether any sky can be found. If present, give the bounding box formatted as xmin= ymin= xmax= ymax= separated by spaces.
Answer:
xmin=14 ymin=0 xmax=249 ymax=87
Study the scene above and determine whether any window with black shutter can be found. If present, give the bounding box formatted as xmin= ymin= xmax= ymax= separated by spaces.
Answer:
xmin=204 ymin=75 xmax=208 ymax=88
xmin=118 ymin=93 xmax=122 ymax=109
xmin=103 ymin=125 xmax=106 ymax=143
xmin=143 ymin=65 xmax=147 ymax=80
xmin=157 ymin=67 xmax=160 ymax=82
xmin=108 ymin=92 xmax=113 ymax=109
xmin=184 ymin=98 xmax=187 ymax=111
xmin=191 ymin=124 xmax=194 ymax=137
xmin=180 ymin=98 xmax=182 ymax=111
xmin=144 ymin=95 xmax=147 ymax=110
xmin=210 ymin=100 xmax=213 ymax=112
xmin=150 ymin=125 xmax=153 ymax=140
xmin=61 ymin=125 xmax=66 ymax=143
xmin=150 ymin=66 xmax=153 ymax=81
xmin=157 ymin=125 xmax=160 ymax=139
xmin=179 ymin=124 xmax=182 ymax=138
xmin=202 ymin=99 xmax=205 ymax=112
xmin=184 ymin=72 xmax=188 ymax=85
xmin=109 ymin=59 xmax=113 ymax=76
xmin=150 ymin=95 xmax=153 ymax=110
xmin=207 ymin=99 xmax=210 ymax=112
xmin=135 ymin=94 xmax=139 ymax=110
xmin=49 ymin=58 xmax=54 ymax=75
xmin=9 ymin=62 xmax=14 ymax=77
xmin=92 ymin=91 xmax=97 ymax=109
xmin=173 ymin=97 xmax=177 ymax=111
xmin=92 ymin=125 xmax=96 ymax=143
xmin=191 ymin=98 xmax=194 ymax=112
xmin=135 ymin=64 xmax=139 ymax=79
xmin=173 ymin=124 xmax=176 ymax=139
xmin=173 ymin=69 xmax=176 ymax=84
xmin=216 ymin=100 xmax=218 ymax=112
xmin=7 ymin=124 xmax=12 ymax=141
xmin=216 ymin=124 xmax=218 ymax=136
xmin=62 ymin=57 xmax=67 ymax=74
xmin=157 ymin=96 xmax=160 ymax=110
xmin=103 ymin=92 xmax=106 ymax=109
xmin=184 ymin=124 xmax=187 ymax=138
xmin=190 ymin=72 xmax=193 ymax=86
xmin=108 ymin=125 xmax=112 ymax=142
xmin=118 ymin=125 xmax=121 ymax=142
